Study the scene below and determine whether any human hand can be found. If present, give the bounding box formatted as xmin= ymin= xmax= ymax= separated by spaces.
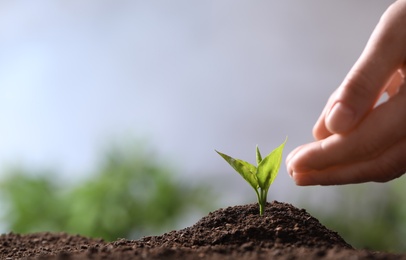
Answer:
xmin=286 ymin=0 xmax=406 ymax=185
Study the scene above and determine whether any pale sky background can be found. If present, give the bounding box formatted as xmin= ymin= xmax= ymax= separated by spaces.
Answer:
xmin=0 ymin=0 xmax=396 ymax=214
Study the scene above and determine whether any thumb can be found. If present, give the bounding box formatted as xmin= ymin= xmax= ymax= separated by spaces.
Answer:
xmin=324 ymin=1 xmax=406 ymax=134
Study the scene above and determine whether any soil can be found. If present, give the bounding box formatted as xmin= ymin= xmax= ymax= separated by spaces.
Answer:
xmin=1 ymin=201 xmax=405 ymax=260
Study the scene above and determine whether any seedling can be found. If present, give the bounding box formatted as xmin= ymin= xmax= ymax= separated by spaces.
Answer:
xmin=216 ymin=138 xmax=287 ymax=215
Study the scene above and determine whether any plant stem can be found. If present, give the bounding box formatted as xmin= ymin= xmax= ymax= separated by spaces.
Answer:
xmin=255 ymin=189 xmax=263 ymax=215
xmin=259 ymin=200 xmax=264 ymax=215
xmin=258 ymin=189 xmax=268 ymax=216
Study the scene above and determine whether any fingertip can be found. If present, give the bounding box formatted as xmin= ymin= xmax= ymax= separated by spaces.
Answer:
xmin=312 ymin=121 xmax=330 ymax=140
xmin=291 ymin=171 xmax=316 ymax=186
xmin=312 ymin=108 xmax=332 ymax=140
xmin=286 ymin=146 xmax=302 ymax=165
xmin=286 ymin=157 xmax=294 ymax=178
xmin=313 ymin=89 xmax=338 ymax=139
xmin=286 ymin=148 xmax=301 ymax=180
xmin=325 ymin=102 xmax=356 ymax=133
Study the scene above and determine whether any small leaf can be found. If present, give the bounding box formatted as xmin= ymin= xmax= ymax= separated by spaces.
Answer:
xmin=256 ymin=145 xmax=262 ymax=165
xmin=215 ymin=150 xmax=258 ymax=190
xmin=256 ymin=138 xmax=287 ymax=190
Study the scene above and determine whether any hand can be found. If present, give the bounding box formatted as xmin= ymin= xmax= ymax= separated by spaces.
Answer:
xmin=286 ymin=0 xmax=406 ymax=185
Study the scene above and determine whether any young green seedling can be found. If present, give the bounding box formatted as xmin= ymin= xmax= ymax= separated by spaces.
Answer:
xmin=215 ymin=138 xmax=287 ymax=215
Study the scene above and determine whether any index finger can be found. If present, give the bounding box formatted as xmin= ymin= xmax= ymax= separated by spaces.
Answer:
xmin=289 ymin=82 xmax=406 ymax=175
xmin=313 ymin=0 xmax=406 ymax=139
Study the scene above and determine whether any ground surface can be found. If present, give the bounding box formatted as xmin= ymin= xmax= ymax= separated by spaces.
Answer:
xmin=1 ymin=201 xmax=405 ymax=259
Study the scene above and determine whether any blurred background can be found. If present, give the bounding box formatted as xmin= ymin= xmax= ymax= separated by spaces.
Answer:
xmin=1 ymin=0 xmax=405 ymax=252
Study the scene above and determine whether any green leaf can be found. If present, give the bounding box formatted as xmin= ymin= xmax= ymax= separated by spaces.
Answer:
xmin=256 ymin=138 xmax=287 ymax=190
xmin=256 ymin=145 xmax=262 ymax=165
xmin=215 ymin=150 xmax=258 ymax=190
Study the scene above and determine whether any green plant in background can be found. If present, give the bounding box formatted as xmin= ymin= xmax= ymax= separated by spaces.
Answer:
xmin=0 ymin=169 xmax=66 ymax=233
xmin=216 ymin=138 xmax=287 ymax=215
xmin=0 ymin=141 xmax=214 ymax=241
xmin=304 ymin=179 xmax=406 ymax=253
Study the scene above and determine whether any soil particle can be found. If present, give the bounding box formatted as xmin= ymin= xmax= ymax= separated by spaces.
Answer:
xmin=1 ymin=201 xmax=405 ymax=260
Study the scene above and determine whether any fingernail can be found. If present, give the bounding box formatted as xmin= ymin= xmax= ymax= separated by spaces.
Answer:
xmin=326 ymin=102 xmax=355 ymax=133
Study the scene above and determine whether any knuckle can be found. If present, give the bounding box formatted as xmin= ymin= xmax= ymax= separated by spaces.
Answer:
xmin=343 ymin=69 xmax=378 ymax=100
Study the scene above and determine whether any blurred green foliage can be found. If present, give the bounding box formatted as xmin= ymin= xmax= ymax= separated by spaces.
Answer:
xmin=0 ymin=141 xmax=214 ymax=241
xmin=305 ymin=179 xmax=406 ymax=253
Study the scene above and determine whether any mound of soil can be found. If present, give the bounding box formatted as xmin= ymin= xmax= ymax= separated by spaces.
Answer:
xmin=1 ymin=201 xmax=405 ymax=259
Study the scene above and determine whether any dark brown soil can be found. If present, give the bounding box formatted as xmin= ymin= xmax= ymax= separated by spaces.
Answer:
xmin=1 ymin=201 xmax=405 ymax=259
